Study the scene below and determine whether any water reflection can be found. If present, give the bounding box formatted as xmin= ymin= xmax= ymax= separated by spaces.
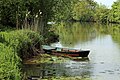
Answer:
xmin=53 ymin=22 xmax=120 ymax=47
xmin=23 ymin=22 xmax=120 ymax=80
xmin=23 ymin=60 xmax=93 ymax=79
xmin=52 ymin=22 xmax=120 ymax=80
xmin=53 ymin=22 xmax=99 ymax=47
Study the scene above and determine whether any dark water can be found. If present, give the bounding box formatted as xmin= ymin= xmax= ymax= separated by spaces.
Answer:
xmin=23 ymin=22 xmax=120 ymax=80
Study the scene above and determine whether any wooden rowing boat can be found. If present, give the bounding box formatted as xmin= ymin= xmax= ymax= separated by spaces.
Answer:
xmin=42 ymin=45 xmax=90 ymax=57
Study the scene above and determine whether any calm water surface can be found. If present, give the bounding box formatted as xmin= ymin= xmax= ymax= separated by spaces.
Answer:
xmin=24 ymin=22 xmax=120 ymax=80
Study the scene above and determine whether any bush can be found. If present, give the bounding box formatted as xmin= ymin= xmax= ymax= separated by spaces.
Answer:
xmin=0 ymin=30 xmax=43 ymax=59
xmin=0 ymin=30 xmax=44 ymax=80
xmin=0 ymin=43 xmax=21 ymax=80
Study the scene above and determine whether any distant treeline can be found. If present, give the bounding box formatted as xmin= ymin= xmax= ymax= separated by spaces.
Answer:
xmin=0 ymin=0 xmax=120 ymax=28
xmin=71 ymin=0 xmax=120 ymax=23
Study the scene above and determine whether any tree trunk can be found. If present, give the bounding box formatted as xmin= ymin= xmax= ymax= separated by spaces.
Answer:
xmin=16 ymin=11 xmax=19 ymax=29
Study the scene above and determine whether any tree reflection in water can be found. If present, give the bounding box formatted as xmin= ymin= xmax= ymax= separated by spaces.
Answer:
xmin=23 ymin=60 xmax=93 ymax=79
xmin=23 ymin=22 xmax=120 ymax=80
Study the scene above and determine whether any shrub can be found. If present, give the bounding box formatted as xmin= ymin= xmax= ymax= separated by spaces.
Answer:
xmin=0 ymin=43 xmax=21 ymax=80
xmin=0 ymin=30 xmax=43 ymax=59
xmin=0 ymin=30 xmax=43 ymax=80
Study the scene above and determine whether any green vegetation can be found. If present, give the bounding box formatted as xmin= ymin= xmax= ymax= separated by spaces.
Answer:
xmin=53 ymin=22 xmax=120 ymax=47
xmin=0 ymin=0 xmax=120 ymax=27
xmin=24 ymin=54 xmax=69 ymax=64
xmin=72 ymin=0 xmax=96 ymax=22
xmin=72 ymin=0 xmax=120 ymax=23
xmin=41 ymin=76 xmax=91 ymax=80
xmin=53 ymin=22 xmax=98 ymax=47
xmin=0 ymin=0 xmax=120 ymax=79
xmin=0 ymin=43 xmax=21 ymax=80
xmin=109 ymin=25 xmax=120 ymax=45
xmin=109 ymin=0 xmax=120 ymax=23
xmin=0 ymin=0 xmax=77 ymax=29
xmin=0 ymin=30 xmax=43 ymax=79
xmin=0 ymin=30 xmax=43 ymax=59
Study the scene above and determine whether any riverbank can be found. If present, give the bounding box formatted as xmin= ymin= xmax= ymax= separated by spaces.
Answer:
xmin=0 ymin=29 xmax=43 ymax=80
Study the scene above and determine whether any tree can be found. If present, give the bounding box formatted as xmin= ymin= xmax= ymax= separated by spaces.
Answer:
xmin=94 ymin=4 xmax=110 ymax=23
xmin=0 ymin=0 xmax=77 ymax=29
xmin=72 ymin=0 xmax=97 ymax=21
xmin=109 ymin=0 xmax=120 ymax=23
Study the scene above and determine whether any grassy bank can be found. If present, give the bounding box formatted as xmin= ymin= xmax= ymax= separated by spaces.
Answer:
xmin=0 ymin=30 xmax=43 ymax=80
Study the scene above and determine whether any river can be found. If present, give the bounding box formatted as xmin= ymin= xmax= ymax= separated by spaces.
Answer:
xmin=23 ymin=22 xmax=120 ymax=80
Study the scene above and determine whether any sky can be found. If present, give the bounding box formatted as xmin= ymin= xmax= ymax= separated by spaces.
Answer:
xmin=94 ymin=0 xmax=117 ymax=8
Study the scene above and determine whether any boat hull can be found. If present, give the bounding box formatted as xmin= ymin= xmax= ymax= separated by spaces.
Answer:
xmin=42 ymin=45 xmax=90 ymax=57
xmin=43 ymin=49 xmax=90 ymax=57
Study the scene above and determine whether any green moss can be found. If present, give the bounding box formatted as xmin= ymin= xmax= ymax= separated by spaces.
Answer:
xmin=41 ymin=76 xmax=91 ymax=80
xmin=24 ymin=54 xmax=69 ymax=64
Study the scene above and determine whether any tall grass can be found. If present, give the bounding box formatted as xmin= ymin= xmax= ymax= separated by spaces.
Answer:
xmin=0 ymin=30 xmax=43 ymax=79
